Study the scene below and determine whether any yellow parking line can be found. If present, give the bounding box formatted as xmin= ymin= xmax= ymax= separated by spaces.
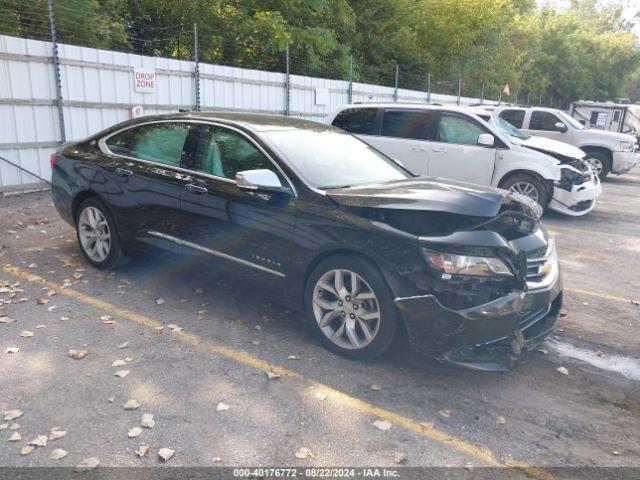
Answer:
xmin=2 ymin=264 xmax=558 ymax=479
xmin=566 ymin=287 xmax=637 ymax=305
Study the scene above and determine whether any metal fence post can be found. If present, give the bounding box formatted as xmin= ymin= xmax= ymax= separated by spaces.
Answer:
xmin=285 ymin=44 xmax=290 ymax=116
xmin=393 ymin=63 xmax=399 ymax=102
xmin=456 ymin=76 xmax=462 ymax=105
xmin=47 ymin=0 xmax=66 ymax=144
xmin=348 ymin=54 xmax=353 ymax=104
xmin=193 ymin=23 xmax=200 ymax=112
xmin=527 ymin=92 xmax=531 ymax=106
xmin=427 ymin=72 xmax=431 ymax=103
xmin=480 ymin=82 xmax=485 ymax=104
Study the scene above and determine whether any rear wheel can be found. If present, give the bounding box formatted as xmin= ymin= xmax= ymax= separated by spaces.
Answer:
xmin=500 ymin=173 xmax=550 ymax=209
xmin=305 ymin=255 xmax=397 ymax=360
xmin=583 ymin=151 xmax=611 ymax=180
xmin=75 ymin=198 xmax=125 ymax=270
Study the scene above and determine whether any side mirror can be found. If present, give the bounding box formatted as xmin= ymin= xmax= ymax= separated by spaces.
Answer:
xmin=236 ymin=169 xmax=292 ymax=195
xmin=477 ymin=133 xmax=495 ymax=147
xmin=554 ymin=122 xmax=568 ymax=133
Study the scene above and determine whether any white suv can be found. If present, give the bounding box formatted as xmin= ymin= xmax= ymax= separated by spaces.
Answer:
xmin=328 ymin=104 xmax=601 ymax=216
xmin=489 ymin=106 xmax=637 ymax=179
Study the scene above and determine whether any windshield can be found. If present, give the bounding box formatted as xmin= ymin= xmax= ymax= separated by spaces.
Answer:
xmin=261 ymin=129 xmax=411 ymax=189
xmin=488 ymin=116 xmax=529 ymax=140
xmin=557 ymin=111 xmax=585 ymax=130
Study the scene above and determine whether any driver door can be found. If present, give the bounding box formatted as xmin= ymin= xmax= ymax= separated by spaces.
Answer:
xmin=178 ymin=123 xmax=297 ymax=278
xmin=426 ymin=112 xmax=496 ymax=185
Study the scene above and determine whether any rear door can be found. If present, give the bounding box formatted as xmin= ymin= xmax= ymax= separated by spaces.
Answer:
xmin=521 ymin=110 xmax=570 ymax=142
xmin=101 ymin=121 xmax=196 ymax=252
xmin=427 ymin=112 xmax=496 ymax=185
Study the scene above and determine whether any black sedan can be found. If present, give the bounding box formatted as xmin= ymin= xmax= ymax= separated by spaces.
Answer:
xmin=51 ymin=112 xmax=562 ymax=370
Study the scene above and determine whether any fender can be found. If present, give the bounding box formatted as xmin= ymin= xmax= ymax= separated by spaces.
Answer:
xmin=491 ymin=146 xmax=561 ymax=186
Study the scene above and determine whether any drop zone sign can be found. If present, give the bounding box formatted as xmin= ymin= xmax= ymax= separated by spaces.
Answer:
xmin=133 ymin=68 xmax=156 ymax=94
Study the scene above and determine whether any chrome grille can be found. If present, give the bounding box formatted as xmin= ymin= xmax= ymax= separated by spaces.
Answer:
xmin=526 ymin=240 xmax=557 ymax=289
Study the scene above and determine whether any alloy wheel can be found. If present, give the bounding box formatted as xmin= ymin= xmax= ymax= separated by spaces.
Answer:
xmin=312 ymin=269 xmax=381 ymax=350
xmin=585 ymin=157 xmax=604 ymax=176
xmin=509 ymin=182 xmax=540 ymax=203
xmin=78 ymin=206 xmax=111 ymax=262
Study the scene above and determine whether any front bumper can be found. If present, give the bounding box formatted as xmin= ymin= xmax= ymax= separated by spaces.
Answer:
xmin=395 ymin=265 xmax=563 ymax=371
xmin=612 ymin=151 xmax=638 ymax=174
xmin=548 ymin=178 xmax=601 ymax=217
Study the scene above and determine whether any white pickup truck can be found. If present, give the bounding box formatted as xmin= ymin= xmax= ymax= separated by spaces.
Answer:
xmin=488 ymin=106 xmax=638 ymax=179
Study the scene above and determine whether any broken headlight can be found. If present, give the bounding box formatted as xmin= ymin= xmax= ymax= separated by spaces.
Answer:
xmin=422 ymin=249 xmax=513 ymax=278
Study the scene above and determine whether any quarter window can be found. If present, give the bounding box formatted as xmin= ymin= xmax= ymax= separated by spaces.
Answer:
xmin=529 ymin=111 xmax=561 ymax=131
xmin=381 ymin=110 xmax=434 ymax=140
xmin=437 ymin=114 xmax=485 ymax=145
xmin=498 ymin=109 xmax=526 ymax=129
xmin=331 ymin=108 xmax=377 ymax=135
xmin=106 ymin=122 xmax=190 ymax=167
xmin=195 ymin=126 xmax=272 ymax=179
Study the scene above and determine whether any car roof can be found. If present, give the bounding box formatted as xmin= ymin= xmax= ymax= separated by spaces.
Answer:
xmin=106 ymin=111 xmax=341 ymax=134
xmin=335 ymin=102 xmax=481 ymax=112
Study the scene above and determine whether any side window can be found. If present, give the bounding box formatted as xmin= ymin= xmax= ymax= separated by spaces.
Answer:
xmin=381 ymin=110 xmax=434 ymax=140
xmin=499 ymin=109 xmax=525 ymax=129
xmin=529 ymin=111 xmax=561 ymax=131
xmin=195 ymin=126 xmax=272 ymax=179
xmin=106 ymin=122 xmax=190 ymax=167
xmin=437 ymin=114 xmax=485 ymax=145
xmin=331 ymin=108 xmax=377 ymax=135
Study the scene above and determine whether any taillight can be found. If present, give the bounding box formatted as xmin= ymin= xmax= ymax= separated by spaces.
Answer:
xmin=50 ymin=152 xmax=57 ymax=170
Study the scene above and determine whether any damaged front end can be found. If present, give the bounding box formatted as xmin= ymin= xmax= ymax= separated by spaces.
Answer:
xmin=549 ymin=162 xmax=601 ymax=216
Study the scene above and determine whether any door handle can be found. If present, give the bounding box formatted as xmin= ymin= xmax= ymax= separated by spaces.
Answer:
xmin=185 ymin=183 xmax=207 ymax=194
xmin=115 ymin=167 xmax=133 ymax=177
xmin=412 ymin=146 xmax=428 ymax=152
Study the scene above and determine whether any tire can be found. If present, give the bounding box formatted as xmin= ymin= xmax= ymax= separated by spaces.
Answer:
xmin=305 ymin=254 xmax=397 ymax=360
xmin=583 ymin=151 xmax=611 ymax=180
xmin=500 ymin=173 xmax=550 ymax=209
xmin=75 ymin=197 xmax=125 ymax=270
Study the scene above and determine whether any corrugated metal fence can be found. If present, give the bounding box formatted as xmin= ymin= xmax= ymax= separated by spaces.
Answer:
xmin=0 ymin=34 xmax=481 ymax=193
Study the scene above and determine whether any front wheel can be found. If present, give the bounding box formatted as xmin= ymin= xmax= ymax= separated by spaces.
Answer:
xmin=305 ymin=255 xmax=397 ymax=360
xmin=583 ymin=151 xmax=611 ymax=180
xmin=75 ymin=198 xmax=125 ymax=270
xmin=500 ymin=173 xmax=550 ymax=209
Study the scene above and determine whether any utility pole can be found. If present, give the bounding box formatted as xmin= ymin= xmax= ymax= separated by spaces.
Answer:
xmin=47 ymin=0 xmax=66 ymax=144
xmin=348 ymin=54 xmax=353 ymax=104
xmin=193 ymin=23 xmax=200 ymax=112
xmin=393 ymin=63 xmax=399 ymax=102
xmin=480 ymin=82 xmax=485 ymax=105
xmin=285 ymin=44 xmax=290 ymax=116
xmin=456 ymin=76 xmax=462 ymax=105
xmin=427 ymin=72 xmax=431 ymax=103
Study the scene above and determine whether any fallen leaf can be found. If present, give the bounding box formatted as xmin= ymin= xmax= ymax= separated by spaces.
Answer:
xmin=419 ymin=421 xmax=434 ymax=430
xmin=0 ymin=424 xmax=7 ymax=430
xmin=373 ymin=419 xmax=392 ymax=431
xmin=156 ymin=298 xmax=165 ymax=305
xmin=559 ymin=310 xmax=568 ymax=317
xmin=194 ymin=288 xmax=203 ymax=295
xmin=68 ymin=348 xmax=89 ymax=359
xmin=393 ymin=452 xmax=408 ymax=464
xmin=30 ymin=435 xmax=47 ymax=447
xmin=73 ymin=273 xmax=83 ymax=280
xmin=254 ymin=324 xmax=262 ymax=331
xmin=101 ymin=315 xmax=116 ymax=325
xmin=251 ymin=340 xmax=260 ymax=346
xmin=10 ymin=423 xmax=20 ymax=430
xmin=167 ymin=324 xmax=183 ymax=332
xmin=36 ymin=298 xmax=49 ymax=305
xmin=496 ymin=416 xmax=506 ymax=425
xmin=538 ymin=349 xmax=548 ymax=355
xmin=631 ymin=300 xmax=639 ymax=306
xmin=128 ymin=427 xmax=143 ymax=438
xmin=21 ymin=445 xmax=35 ymax=456
xmin=108 ymin=397 xmax=115 ymax=403
xmin=20 ymin=330 xmax=34 ymax=338
xmin=124 ymin=356 xmax=133 ymax=362
xmin=28 ymin=263 xmax=38 ymax=268
xmin=212 ymin=456 xmax=222 ymax=463
xmin=36 ymin=325 xmax=46 ymax=329
xmin=74 ymin=457 xmax=100 ymax=472
xmin=158 ymin=448 xmax=175 ymax=462
xmin=0 ymin=316 xmax=15 ymax=324
xmin=49 ymin=428 xmax=67 ymax=441
xmin=124 ymin=400 xmax=140 ymax=410
xmin=315 ymin=392 xmax=327 ymax=401
xmin=5 ymin=347 xmax=19 ymax=354
xmin=118 ymin=342 xmax=129 ymax=349
xmin=4 ymin=410 xmax=23 ymax=421
xmin=60 ymin=316 xmax=69 ymax=321
xmin=112 ymin=359 xmax=126 ymax=367
xmin=135 ymin=445 xmax=149 ymax=457
xmin=438 ymin=409 xmax=451 ymax=418
xmin=557 ymin=366 xmax=569 ymax=376
xmin=141 ymin=413 xmax=155 ymax=429
xmin=216 ymin=402 xmax=230 ymax=412
xmin=369 ymin=384 xmax=382 ymax=391
xmin=49 ymin=448 xmax=68 ymax=460
xmin=595 ymin=350 xmax=605 ymax=358
xmin=114 ymin=370 xmax=130 ymax=378
xmin=294 ymin=447 xmax=314 ymax=459
xmin=47 ymin=305 xmax=58 ymax=312
xmin=266 ymin=371 xmax=280 ymax=380
xmin=613 ymin=451 xmax=621 ymax=456
xmin=9 ymin=432 xmax=21 ymax=441
xmin=287 ymin=355 xmax=300 ymax=360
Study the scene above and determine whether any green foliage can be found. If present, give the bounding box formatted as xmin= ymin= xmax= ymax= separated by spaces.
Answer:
xmin=0 ymin=0 xmax=638 ymax=104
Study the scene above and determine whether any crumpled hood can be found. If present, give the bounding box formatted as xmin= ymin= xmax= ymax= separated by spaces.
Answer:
xmin=326 ymin=178 xmax=512 ymax=217
xmin=519 ymin=135 xmax=585 ymax=160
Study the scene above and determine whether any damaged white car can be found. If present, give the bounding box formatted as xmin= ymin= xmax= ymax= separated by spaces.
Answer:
xmin=328 ymin=103 xmax=601 ymax=217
